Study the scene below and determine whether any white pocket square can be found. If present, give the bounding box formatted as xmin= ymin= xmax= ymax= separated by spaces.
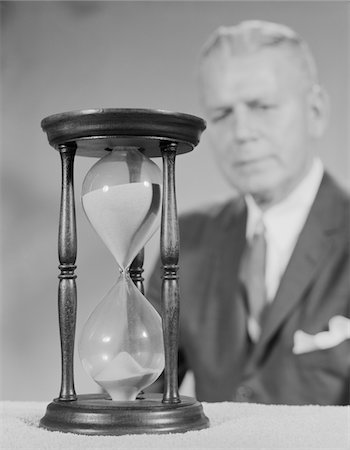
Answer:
xmin=293 ymin=315 xmax=350 ymax=355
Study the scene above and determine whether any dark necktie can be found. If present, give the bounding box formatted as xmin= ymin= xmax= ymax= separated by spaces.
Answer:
xmin=239 ymin=223 xmax=267 ymax=341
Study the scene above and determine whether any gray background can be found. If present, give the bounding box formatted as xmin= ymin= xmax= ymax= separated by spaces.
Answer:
xmin=1 ymin=1 xmax=348 ymax=401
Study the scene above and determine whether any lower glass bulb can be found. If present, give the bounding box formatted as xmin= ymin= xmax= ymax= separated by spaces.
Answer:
xmin=79 ymin=273 xmax=164 ymax=401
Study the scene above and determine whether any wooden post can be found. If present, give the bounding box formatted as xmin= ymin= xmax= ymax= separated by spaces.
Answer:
xmin=127 ymin=148 xmax=145 ymax=294
xmin=130 ymin=249 xmax=145 ymax=294
xmin=58 ymin=143 xmax=77 ymax=401
xmin=160 ymin=142 xmax=180 ymax=404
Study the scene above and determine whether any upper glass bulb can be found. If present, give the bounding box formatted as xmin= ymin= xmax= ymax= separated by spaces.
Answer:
xmin=82 ymin=147 xmax=162 ymax=270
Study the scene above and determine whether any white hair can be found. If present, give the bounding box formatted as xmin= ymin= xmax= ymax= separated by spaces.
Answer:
xmin=199 ymin=20 xmax=318 ymax=85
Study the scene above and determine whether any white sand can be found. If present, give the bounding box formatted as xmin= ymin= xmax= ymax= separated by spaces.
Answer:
xmin=94 ymin=351 xmax=159 ymax=401
xmin=95 ymin=351 xmax=149 ymax=381
xmin=83 ymin=182 xmax=161 ymax=268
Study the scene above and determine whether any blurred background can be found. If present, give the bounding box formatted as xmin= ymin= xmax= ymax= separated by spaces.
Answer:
xmin=0 ymin=1 xmax=348 ymax=401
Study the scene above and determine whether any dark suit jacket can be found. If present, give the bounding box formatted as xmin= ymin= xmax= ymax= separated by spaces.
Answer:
xmin=147 ymin=172 xmax=350 ymax=405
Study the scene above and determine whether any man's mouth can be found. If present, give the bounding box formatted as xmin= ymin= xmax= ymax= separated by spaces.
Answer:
xmin=235 ymin=157 xmax=269 ymax=167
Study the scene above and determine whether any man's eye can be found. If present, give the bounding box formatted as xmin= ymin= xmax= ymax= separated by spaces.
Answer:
xmin=211 ymin=108 xmax=233 ymax=123
xmin=249 ymin=101 xmax=275 ymax=111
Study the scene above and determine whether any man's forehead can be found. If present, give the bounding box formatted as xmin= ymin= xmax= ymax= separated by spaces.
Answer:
xmin=200 ymin=47 xmax=307 ymax=96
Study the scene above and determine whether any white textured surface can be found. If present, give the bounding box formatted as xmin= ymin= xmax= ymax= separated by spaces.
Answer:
xmin=1 ymin=401 xmax=349 ymax=449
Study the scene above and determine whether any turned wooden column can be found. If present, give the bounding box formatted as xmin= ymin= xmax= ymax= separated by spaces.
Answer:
xmin=127 ymin=148 xmax=145 ymax=295
xmin=58 ymin=143 xmax=77 ymax=401
xmin=130 ymin=249 xmax=145 ymax=294
xmin=160 ymin=142 xmax=180 ymax=404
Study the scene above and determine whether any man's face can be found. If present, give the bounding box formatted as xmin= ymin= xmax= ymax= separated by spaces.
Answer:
xmin=200 ymin=47 xmax=326 ymax=206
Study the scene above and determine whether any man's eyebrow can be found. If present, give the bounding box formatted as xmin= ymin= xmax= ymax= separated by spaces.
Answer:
xmin=210 ymin=105 xmax=234 ymax=114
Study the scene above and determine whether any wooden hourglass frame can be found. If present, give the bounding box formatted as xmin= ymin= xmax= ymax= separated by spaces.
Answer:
xmin=39 ymin=109 xmax=209 ymax=435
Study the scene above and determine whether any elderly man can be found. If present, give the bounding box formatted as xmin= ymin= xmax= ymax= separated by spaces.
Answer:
xmin=147 ymin=21 xmax=349 ymax=405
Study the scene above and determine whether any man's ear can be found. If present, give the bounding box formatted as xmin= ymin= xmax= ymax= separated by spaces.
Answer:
xmin=307 ymin=84 xmax=329 ymax=137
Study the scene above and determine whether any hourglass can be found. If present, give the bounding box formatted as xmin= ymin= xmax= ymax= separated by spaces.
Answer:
xmin=39 ymin=109 xmax=209 ymax=435
xmin=79 ymin=147 xmax=164 ymax=401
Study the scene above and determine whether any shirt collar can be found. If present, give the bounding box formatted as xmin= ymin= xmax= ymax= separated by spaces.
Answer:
xmin=245 ymin=158 xmax=324 ymax=245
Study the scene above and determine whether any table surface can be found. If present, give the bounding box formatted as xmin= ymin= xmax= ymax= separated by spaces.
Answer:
xmin=1 ymin=400 xmax=349 ymax=449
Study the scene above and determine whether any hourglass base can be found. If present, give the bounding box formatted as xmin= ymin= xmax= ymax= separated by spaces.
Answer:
xmin=39 ymin=393 xmax=210 ymax=435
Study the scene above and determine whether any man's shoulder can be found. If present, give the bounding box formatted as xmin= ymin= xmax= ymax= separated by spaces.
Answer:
xmin=180 ymin=195 xmax=245 ymax=226
xmin=319 ymin=171 xmax=350 ymax=224
xmin=308 ymin=171 xmax=350 ymax=254
xmin=178 ymin=195 xmax=246 ymax=243
xmin=322 ymin=171 xmax=349 ymax=202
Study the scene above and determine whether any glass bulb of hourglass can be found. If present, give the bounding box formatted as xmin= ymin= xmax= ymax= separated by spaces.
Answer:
xmin=79 ymin=148 xmax=164 ymax=401
xmin=81 ymin=147 xmax=162 ymax=267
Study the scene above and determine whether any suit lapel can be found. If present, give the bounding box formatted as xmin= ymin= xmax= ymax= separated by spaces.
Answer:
xmin=213 ymin=196 xmax=247 ymax=322
xmin=246 ymin=174 xmax=342 ymax=366
xmin=212 ymin=198 xmax=248 ymax=373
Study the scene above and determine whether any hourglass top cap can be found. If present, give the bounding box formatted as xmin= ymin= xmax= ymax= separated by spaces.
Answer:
xmin=41 ymin=108 xmax=207 ymax=158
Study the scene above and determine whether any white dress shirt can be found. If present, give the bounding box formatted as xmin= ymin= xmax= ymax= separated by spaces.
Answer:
xmin=245 ymin=158 xmax=324 ymax=303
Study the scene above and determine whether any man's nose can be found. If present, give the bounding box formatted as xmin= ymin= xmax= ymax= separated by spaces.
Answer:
xmin=234 ymin=106 xmax=253 ymax=143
